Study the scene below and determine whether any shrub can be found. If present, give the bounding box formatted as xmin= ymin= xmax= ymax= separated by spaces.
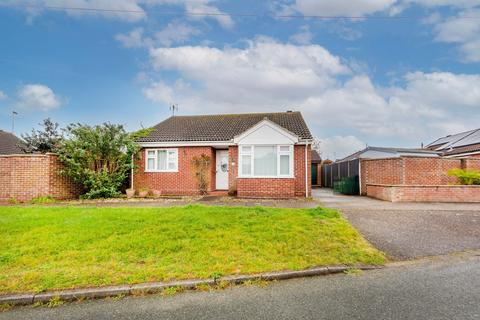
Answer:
xmin=191 ymin=154 xmax=211 ymax=195
xmin=58 ymin=123 xmax=139 ymax=199
xmin=448 ymin=168 xmax=480 ymax=185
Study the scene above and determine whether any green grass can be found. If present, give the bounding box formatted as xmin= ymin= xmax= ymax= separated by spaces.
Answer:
xmin=0 ymin=205 xmax=384 ymax=294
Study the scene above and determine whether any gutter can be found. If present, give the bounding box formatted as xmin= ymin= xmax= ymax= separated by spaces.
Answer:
xmin=305 ymin=141 xmax=309 ymax=198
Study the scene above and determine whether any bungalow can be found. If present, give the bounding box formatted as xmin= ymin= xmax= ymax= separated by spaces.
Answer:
xmin=426 ymin=128 xmax=480 ymax=158
xmin=0 ymin=130 xmax=25 ymax=155
xmin=134 ymin=111 xmax=313 ymax=198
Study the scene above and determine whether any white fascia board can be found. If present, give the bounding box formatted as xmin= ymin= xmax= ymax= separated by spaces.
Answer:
xmin=444 ymin=151 xmax=480 ymax=158
xmin=233 ymin=119 xmax=299 ymax=144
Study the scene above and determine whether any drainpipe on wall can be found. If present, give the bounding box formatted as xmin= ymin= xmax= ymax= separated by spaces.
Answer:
xmin=305 ymin=142 xmax=309 ymax=198
xmin=131 ymin=154 xmax=134 ymax=190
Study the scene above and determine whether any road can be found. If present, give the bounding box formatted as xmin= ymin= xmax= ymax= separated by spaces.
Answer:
xmin=3 ymin=252 xmax=479 ymax=320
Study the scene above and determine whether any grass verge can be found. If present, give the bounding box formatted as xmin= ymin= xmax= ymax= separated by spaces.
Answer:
xmin=0 ymin=205 xmax=384 ymax=294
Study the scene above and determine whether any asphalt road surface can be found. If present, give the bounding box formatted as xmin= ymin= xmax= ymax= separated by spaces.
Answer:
xmin=3 ymin=252 xmax=479 ymax=320
xmin=313 ymin=189 xmax=480 ymax=259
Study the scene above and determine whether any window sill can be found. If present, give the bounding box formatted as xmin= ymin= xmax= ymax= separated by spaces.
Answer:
xmin=145 ymin=170 xmax=179 ymax=173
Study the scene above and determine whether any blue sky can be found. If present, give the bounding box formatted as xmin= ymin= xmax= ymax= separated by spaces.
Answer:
xmin=1 ymin=0 xmax=480 ymax=159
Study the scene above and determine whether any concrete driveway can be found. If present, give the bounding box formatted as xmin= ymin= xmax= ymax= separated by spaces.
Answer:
xmin=313 ymin=189 xmax=480 ymax=260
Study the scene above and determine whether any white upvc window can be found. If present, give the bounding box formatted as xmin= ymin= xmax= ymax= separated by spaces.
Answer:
xmin=145 ymin=149 xmax=178 ymax=172
xmin=239 ymin=145 xmax=293 ymax=178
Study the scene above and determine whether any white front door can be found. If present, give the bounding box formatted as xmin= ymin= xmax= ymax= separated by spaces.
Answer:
xmin=215 ymin=150 xmax=229 ymax=190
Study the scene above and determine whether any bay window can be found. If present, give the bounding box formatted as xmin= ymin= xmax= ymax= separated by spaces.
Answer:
xmin=239 ymin=145 xmax=293 ymax=178
xmin=145 ymin=149 xmax=178 ymax=172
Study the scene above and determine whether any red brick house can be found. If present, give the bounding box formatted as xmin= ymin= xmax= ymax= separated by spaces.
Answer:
xmin=133 ymin=111 xmax=313 ymax=198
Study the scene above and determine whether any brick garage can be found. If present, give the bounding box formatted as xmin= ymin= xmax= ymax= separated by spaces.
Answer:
xmin=0 ymin=154 xmax=82 ymax=202
xmin=361 ymin=157 xmax=480 ymax=202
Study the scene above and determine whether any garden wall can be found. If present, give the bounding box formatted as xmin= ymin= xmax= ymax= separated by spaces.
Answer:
xmin=0 ymin=154 xmax=82 ymax=202
xmin=367 ymin=184 xmax=480 ymax=203
xmin=361 ymin=157 xmax=480 ymax=202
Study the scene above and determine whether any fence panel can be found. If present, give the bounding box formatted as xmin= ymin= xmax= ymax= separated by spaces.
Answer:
xmin=321 ymin=159 xmax=360 ymax=194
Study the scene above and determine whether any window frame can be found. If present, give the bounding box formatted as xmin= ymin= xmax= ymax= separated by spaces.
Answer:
xmin=238 ymin=145 xmax=294 ymax=178
xmin=145 ymin=148 xmax=179 ymax=172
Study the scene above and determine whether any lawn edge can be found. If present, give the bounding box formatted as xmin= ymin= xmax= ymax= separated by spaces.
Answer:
xmin=0 ymin=265 xmax=383 ymax=306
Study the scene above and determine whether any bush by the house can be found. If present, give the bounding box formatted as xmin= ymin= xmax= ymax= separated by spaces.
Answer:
xmin=448 ymin=168 xmax=480 ymax=185
xmin=58 ymin=123 xmax=139 ymax=199
xmin=192 ymin=154 xmax=211 ymax=195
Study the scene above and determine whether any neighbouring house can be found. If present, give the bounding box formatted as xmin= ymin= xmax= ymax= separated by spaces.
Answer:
xmin=134 ymin=111 xmax=313 ymax=198
xmin=426 ymin=128 xmax=480 ymax=158
xmin=340 ymin=146 xmax=440 ymax=161
xmin=0 ymin=130 xmax=25 ymax=155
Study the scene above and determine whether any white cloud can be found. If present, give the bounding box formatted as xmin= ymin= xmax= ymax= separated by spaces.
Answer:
xmin=9 ymin=0 xmax=232 ymax=26
xmin=290 ymin=25 xmax=313 ymax=45
xmin=149 ymin=37 xmax=349 ymax=94
xmin=116 ymin=21 xmax=200 ymax=49
xmin=143 ymin=81 xmax=174 ymax=103
xmin=115 ymin=27 xmax=149 ymax=48
xmin=143 ymin=38 xmax=480 ymax=147
xmin=293 ymin=0 xmax=397 ymax=17
xmin=319 ymin=136 xmax=366 ymax=160
xmin=14 ymin=0 xmax=146 ymax=22
xmin=142 ymin=0 xmax=233 ymax=28
xmin=404 ymin=0 xmax=479 ymax=8
xmin=289 ymin=0 xmax=478 ymax=17
xmin=0 ymin=91 xmax=7 ymax=100
xmin=154 ymin=21 xmax=200 ymax=46
xmin=432 ymin=9 xmax=480 ymax=62
xmin=16 ymin=84 xmax=62 ymax=111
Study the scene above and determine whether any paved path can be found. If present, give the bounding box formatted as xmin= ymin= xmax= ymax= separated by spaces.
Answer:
xmin=313 ymin=189 xmax=480 ymax=259
xmin=3 ymin=253 xmax=479 ymax=320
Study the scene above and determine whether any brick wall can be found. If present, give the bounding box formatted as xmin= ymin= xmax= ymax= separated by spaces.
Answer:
xmin=360 ymin=157 xmax=480 ymax=195
xmin=367 ymin=184 xmax=480 ymax=203
xmin=135 ymin=145 xmax=311 ymax=198
xmin=0 ymin=154 xmax=82 ymax=202
xmin=361 ymin=156 xmax=480 ymax=202
xmin=134 ymin=146 xmax=216 ymax=195
xmin=360 ymin=158 xmax=403 ymax=195
xmin=235 ymin=145 xmax=311 ymax=198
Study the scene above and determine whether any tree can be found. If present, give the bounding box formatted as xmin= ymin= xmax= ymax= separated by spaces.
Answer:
xmin=21 ymin=118 xmax=62 ymax=153
xmin=57 ymin=123 xmax=140 ymax=199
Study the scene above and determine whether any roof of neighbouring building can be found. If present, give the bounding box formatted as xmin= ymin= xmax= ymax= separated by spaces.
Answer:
xmin=311 ymin=150 xmax=322 ymax=163
xmin=426 ymin=128 xmax=480 ymax=151
xmin=340 ymin=146 xmax=440 ymax=162
xmin=0 ymin=130 xmax=25 ymax=155
xmin=137 ymin=111 xmax=313 ymax=142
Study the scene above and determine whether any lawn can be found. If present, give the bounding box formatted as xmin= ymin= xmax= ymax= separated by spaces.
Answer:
xmin=0 ymin=205 xmax=384 ymax=294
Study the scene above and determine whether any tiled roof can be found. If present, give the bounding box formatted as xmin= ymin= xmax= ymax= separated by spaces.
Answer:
xmin=137 ymin=111 xmax=313 ymax=142
xmin=311 ymin=150 xmax=322 ymax=162
xmin=0 ymin=130 xmax=25 ymax=155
